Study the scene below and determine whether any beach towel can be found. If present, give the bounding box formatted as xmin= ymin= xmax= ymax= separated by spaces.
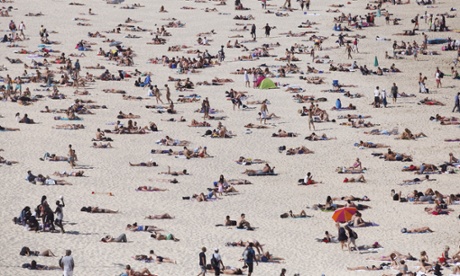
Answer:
xmin=351 ymin=222 xmax=379 ymax=228
xmin=54 ymin=116 xmax=82 ymax=121
xmin=247 ymin=172 xmax=278 ymax=176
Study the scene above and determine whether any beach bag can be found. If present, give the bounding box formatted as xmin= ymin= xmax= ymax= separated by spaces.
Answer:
xmin=439 ymin=72 xmax=444 ymax=78
xmin=352 ymin=231 xmax=358 ymax=239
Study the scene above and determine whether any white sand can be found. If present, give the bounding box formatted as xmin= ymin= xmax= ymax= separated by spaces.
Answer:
xmin=1 ymin=0 xmax=459 ymax=275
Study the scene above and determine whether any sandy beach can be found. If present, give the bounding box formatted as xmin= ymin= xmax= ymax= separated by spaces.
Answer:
xmin=1 ymin=0 xmax=459 ymax=275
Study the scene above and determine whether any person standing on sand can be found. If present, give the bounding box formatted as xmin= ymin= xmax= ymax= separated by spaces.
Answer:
xmin=244 ymin=70 xmax=250 ymax=87
xmin=391 ymin=83 xmax=398 ymax=103
xmin=59 ymin=250 xmax=74 ymax=276
xmin=260 ymin=100 xmax=269 ymax=124
xmin=203 ymin=97 xmax=210 ymax=119
xmin=264 ymin=24 xmax=272 ymax=37
xmin=435 ymin=67 xmax=442 ymax=88
xmin=197 ymin=247 xmax=207 ymax=276
xmin=251 ymin=69 xmax=257 ymax=88
xmin=374 ymin=86 xmax=381 ymax=108
xmin=74 ymin=59 xmax=81 ymax=78
xmin=381 ymin=89 xmax=388 ymax=108
xmin=68 ymin=145 xmax=77 ymax=169
xmin=308 ymin=109 xmax=315 ymax=130
xmin=261 ymin=0 xmax=266 ymax=9
xmin=305 ymin=0 xmax=310 ymax=10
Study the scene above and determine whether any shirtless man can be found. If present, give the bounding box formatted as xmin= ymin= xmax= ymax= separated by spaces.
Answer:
xmin=260 ymin=100 xmax=269 ymax=124
xmin=164 ymin=84 xmax=172 ymax=104
xmin=159 ymin=166 xmax=188 ymax=176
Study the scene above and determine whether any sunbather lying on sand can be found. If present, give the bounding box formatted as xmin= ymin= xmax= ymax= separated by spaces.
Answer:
xmin=129 ymin=161 xmax=158 ymax=167
xmin=126 ymin=223 xmax=160 ymax=232
xmin=343 ymin=175 xmax=366 ymax=183
xmin=101 ymin=233 xmax=127 ymax=242
xmin=364 ymin=128 xmax=399 ymax=135
xmin=286 ymin=146 xmax=314 ymax=155
xmin=20 ymin=247 xmax=56 ymax=257
xmin=398 ymin=128 xmax=427 ymax=140
xmin=356 ymin=141 xmax=389 ymax=148
xmin=280 ymin=210 xmax=312 ymax=218
xmin=53 ymin=170 xmax=84 ymax=177
xmin=0 ymin=125 xmax=20 ymax=131
xmin=242 ymin=164 xmax=275 ymax=175
xmin=133 ymin=250 xmax=176 ymax=264
xmin=91 ymin=142 xmax=112 ymax=148
xmin=244 ymin=123 xmax=270 ymax=129
xmin=400 ymin=227 xmax=434 ymax=233
xmin=145 ymin=213 xmax=174 ymax=219
xmin=227 ymin=179 xmax=252 ymax=185
xmin=305 ymin=132 xmax=335 ymax=141
xmin=159 ymin=166 xmax=188 ymax=176
xmin=135 ymin=186 xmax=168 ymax=192
xmin=272 ymin=129 xmax=297 ymax=137
xmin=81 ymin=206 xmax=118 ymax=213
xmin=150 ymin=232 xmax=180 ymax=241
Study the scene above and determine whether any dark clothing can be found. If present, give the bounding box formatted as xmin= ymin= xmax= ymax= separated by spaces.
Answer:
xmin=338 ymin=227 xmax=348 ymax=241
xmin=199 ymin=252 xmax=206 ymax=266
xmin=264 ymin=25 xmax=271 ymax=36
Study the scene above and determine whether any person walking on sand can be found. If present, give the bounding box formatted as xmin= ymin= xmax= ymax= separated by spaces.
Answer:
xmin=391 ymin=83 xmax=398 ymax=103
xmin=453 ymin=92 xmax=460 ymax=113
xmin=218 ymin=45 xmax=225 ymax=62
xmin=54 ymin=197 xmax=65 ymax=233
xmin=308 ymin=109 xmax=315 ymax=130
xmin=345 ymin=225 xmax=360 ymax=253
xmin=211 ymin=248 xmax=224 ymax=276
xmin=243 ymin=243 xmax=258 ymax=276
xmin=337 ymin=223 xmax=348 ymax=251
xmin=154 ymin=85 xmax=164 ymax=104
xmin=19 ymin=21 xmax=26 ymax=40
xmin=250 ymin=24 xmax=256 ymax=41
xmin=165 ymin=84 xmax=173 ymax=104
xmin=197 ymin=247 xmax=207 ymax=276
xmin=59 ymin=250 xmax=74 ymax=276
xmin=346 ymin=43 xmax=353 ymax=59
xmin=353 ymin=38 xmax=359 ymax=53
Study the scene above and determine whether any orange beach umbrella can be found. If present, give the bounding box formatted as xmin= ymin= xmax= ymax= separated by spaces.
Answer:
xmin=332 ymin=207 xmax=357 ymax=223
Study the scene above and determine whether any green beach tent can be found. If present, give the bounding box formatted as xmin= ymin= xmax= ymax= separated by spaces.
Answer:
xmin=259 ymin=78 xmax=277 ymax=89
